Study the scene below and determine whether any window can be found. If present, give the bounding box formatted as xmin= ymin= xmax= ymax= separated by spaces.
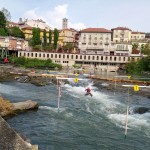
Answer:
xmin=93 ymin=56 xmax=95 ymax=60
xmin=27 ymin=53 xmax=29 ymax=57
xmin=80 ymin=55 xmax=82 ymax=59
xmin=105 ymin=57 xmax=107 ymax=61
xmin=67 ymin=55 xmax=69 ymax=59
xmin=119 ymin=57 xmax=121 ymax=61
xmin=24 ymin=53 xmax=26 ymax=57
xmin=63 ymin=55 xmax=65 ymax=58
xmin=71 ymin=55 xmax=73 ymax=59
xmin=55 ymin=54 xmax=57 ymax=58
xmin=110 ymin=57 xmax=112 ymax=61
xmin=88 ymin=56 xmax=90 ymax=60
xmin=35 ymin=53 xmax=37 ymax=57
xmin=97 ymin=56 xmax=99 ymax=60
xmin=59 ymin=54 xmax=61 ymax=58
xmin=51 ymin=54 xmax=53 ymax=58
xmin=84 ymin=55 xmax=86 ymax=59
xmin=114 ymin=57 xmax=116 ymax=61
xmin=123 ymin=57 xmax=125 ymax=61
xmin=43 ymin=54 xmax=45 ymax=57
xmin=76 ymin=55 xmax=78 ymax=59
xmin=101 ymin=56 xmax=103 ymax=60
xmin=47 ymin=54 xmax=49 ymax=58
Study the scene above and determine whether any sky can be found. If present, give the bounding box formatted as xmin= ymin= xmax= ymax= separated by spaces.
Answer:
xmin=0 ymin=0 xmax=150 ymax=32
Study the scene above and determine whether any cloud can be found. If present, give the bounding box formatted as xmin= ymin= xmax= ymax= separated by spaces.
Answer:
xmin=46 ymin=4 xmax=68 ymax=29
xmin=22 ymin=4 xmax=86 ymax=30
xmin=68 ymin=22 xmax=86 ymax=30
xmin=23 ymin=8 xmax=39 ymax=19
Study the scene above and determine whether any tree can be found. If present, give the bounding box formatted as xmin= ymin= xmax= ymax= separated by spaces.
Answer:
xmin=0 ymin=28 xmax=7 ymax=36
xmin=0 ymin=11 xmax=6 ymax=28
xmin=43 ymin=29 xmax=47 ymax=47
xmin=32 ymin=28 xmax=41 ymax=46
xmin=1 ymin=8 xmax=11 ymax=21
xmin=141 ymin=44 xmax=150 ymax=55
xmin=63 ymin=43 xmax=74 ymax=52
xmin=132 ymin=43 xmax=139 ymax=50
xmin=9 ymin=26 xmax=25 ymax=38
xmin=53 ymin=28 xmax=59 ymax=50
xmin=49 ymin=30 xmax=52 ymax=45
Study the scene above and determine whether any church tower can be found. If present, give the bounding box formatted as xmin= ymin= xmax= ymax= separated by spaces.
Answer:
xmin=62 ymin=18 xmax=68 ymax=29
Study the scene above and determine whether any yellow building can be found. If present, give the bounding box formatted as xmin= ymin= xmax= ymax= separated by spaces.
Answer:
xmin=58 ymin=28 xmax=77 ymax=46
xmin=21 ymin=25 xmax=51 ymax=42
xmin=20 ymin=25 xmax=77 ymax=48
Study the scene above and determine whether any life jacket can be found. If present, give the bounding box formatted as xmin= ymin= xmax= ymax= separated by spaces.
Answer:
xmin=86 ymin=88 xmax=91 ymax=93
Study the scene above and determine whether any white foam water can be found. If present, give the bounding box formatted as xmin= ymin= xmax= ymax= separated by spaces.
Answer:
xmin=63 ymin=81 xmax=150 ymax=136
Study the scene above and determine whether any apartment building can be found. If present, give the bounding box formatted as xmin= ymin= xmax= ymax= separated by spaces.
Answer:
xmin=131 ymin=32 xmax=145 ymax=41
xmin=78 ymin=28 xmax=113 ymax=55
xmin=0 ymin=36 xmax=29 ymax=50
xmin=19 ymin=19 xmax=51 ymax=31
xmin=20 ymin=25 xmax=50 ymax=42
xmin=111 ymin=27 xmax=132 ymax=42
xmin=58 ymin=28 xmax=77 ymax=46
xmin=7 ymin=21 xmax=19 ymax=28
xmin=115 ymin=43 xmax=132 ymax=56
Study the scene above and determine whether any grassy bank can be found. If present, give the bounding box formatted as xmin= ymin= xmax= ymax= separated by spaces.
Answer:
xmin=9 ymin=57 xmax=62 ymax=70
xmin=0 ymin=97 xmax=13 ymax=116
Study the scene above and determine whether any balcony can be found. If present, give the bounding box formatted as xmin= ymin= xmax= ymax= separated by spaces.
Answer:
xmin=120 ymin=31 xmax=125 ymax=35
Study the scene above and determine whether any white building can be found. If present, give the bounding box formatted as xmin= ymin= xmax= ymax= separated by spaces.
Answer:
xmin=111 ymin=27 xmax=132 ymax=43
xmin=18 ymin=51 xmax=142 ymax=72
xmin=131 ymin=32 xmax=145 ymax=41
xmin=78 ymin=28 xmax=113 ymax=55
xmin=18 ymin=19 xmax=51 ymax=31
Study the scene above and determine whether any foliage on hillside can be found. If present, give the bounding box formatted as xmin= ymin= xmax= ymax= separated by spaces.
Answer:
xmin=125 ymin=56 xmax=150 ymax=74
xmin=9 ymin=57 xmax=62 ymax=69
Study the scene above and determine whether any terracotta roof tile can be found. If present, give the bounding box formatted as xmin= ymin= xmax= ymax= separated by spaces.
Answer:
xmin=132 ymin=31 xmax=145 ymax=34
xmin=80 ymin=28 xmax=112 ymax=33
xmin=111 ymin=27 xmax=132 ymax=31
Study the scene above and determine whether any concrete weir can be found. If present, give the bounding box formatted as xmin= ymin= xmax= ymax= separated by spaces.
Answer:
xmin=0 ymin=116 xmax=38 ymax=150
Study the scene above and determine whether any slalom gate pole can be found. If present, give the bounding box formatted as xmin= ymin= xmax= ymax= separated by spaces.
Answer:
xmin=125 ymin=87 xmax=129 ymax=138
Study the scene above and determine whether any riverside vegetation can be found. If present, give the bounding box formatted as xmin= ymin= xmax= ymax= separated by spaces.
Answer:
xmin=125 ymin=55 xmax=150 ymax=74
xmin=9 ymin=57 xmax=62 ymax=69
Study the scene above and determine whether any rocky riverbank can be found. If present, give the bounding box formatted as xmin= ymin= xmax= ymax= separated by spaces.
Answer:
xmin=92 ymin=77 xmax=150 ymax=99
xmin=0 ymin=96 xmax=38 ymax=150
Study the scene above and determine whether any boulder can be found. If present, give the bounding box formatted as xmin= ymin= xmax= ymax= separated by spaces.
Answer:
xmin=13 ymin=100 xmax=38 ymax=112
xmin=129 ymin=106 xmax=150 ymax=114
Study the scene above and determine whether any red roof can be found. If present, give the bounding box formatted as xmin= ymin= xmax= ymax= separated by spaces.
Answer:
xmin=111 ymin=27 xmax=132 ymax=31
xmin=8 ymin=21 xmax=18 ymax=25
xmin=132 ymin=31 xmax=145 ymax=34
xmin=80 ymin=28 xmax=112 ymax=33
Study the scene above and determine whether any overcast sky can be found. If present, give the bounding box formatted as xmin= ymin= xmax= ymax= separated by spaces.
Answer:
xmin=0 ymin=0 xmax=150 ymax=32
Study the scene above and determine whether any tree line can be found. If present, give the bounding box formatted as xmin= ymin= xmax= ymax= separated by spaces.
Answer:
xmin=30 ymin=28 xmax=59 ymax=51
xmin=125 ymin=56 xmax=150 ymax=74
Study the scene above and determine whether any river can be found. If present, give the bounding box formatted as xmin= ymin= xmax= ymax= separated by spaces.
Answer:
xmin=0 ymin=79 xmax=150 ymax=150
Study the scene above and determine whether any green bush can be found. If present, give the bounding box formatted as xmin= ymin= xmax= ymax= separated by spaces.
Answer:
xmin=9 ymin=57 xmax=62 ymax=69
xmin=33 ymin=45 xmax=41 ymax=51
xmin=125 ymin=56 xmax=150 ymax=74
